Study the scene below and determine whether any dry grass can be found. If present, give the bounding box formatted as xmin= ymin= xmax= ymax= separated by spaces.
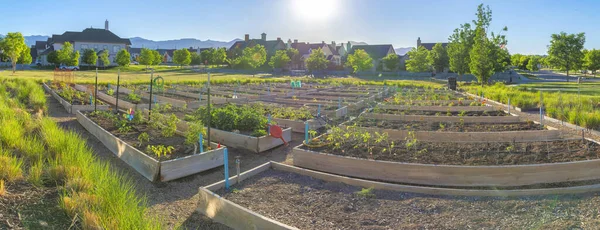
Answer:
xmin=0 ymin=179 xmax=5 ymax=196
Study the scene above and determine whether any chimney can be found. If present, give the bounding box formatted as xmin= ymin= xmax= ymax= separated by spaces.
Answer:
xmin=277 ymin=37 xmax=281 ymax=41
xmin=261 ymin=33 xmax=267 ymax=41
xmin=244 ymin=34 xmax=249 ymax=42
xmin=417 ymin=37 xmax=421 ymax=48
xmin=294 ymin=39 xmax=298 ymax=43
xmin=331 ymin=41 xmax=336 ymax=46
xmin=105 ymin=19 xmax=109 ymax=30
xmin=322 ymin=41 xmax=325 ymax=45
xmin=347 ymin=42 xmax=351 ymax=52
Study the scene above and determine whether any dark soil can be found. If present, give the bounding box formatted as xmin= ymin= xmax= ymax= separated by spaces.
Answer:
xmin=303 ymin=139 xmax=600 ymax=165
xmin=155 ymin=92 xmax=199 ymax=102
xmin=375 ymin=109 xmax=508 ymax=116
xmin=352 ymin=118 xmax=543 ymax=132
xmin=219 ymin=169 xmax=600 ymax=229
xmin=0 ymin=180 xmax=72 ymax=229
xmin=86 ymin=112 xmax=202 ymax=161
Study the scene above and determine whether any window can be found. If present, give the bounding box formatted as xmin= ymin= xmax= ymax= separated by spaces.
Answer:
xmin=103 ymin=45 xmax=108 ymax=50
xmin=94 ymin=45 xmax=98 ymax=51
xmin=113 ymin=45 xmax=120 ymax=53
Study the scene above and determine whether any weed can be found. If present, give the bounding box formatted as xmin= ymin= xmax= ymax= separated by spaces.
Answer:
xmin=146 ymin=145 xmax=175 ymax=158
xmin=128 ymin=92 xmax=142 ymax=104
xmin=137 ymin=132 xmax=150 ymax=147
xmin=27 ymin=161 xmax=44 ymax=187
xmin=107 ymin=88 xmax=114 ymax=96
xmin=439 ymin=123 xmax=446 ymax=131
xmin=355 ymin=187 xmax=376 ymax=198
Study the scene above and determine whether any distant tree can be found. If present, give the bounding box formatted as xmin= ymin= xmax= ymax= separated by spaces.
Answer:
xmin=47 ymin=51 xmax=60 ymax=67
xmin=526 ymin=56 xmax=540 ymax=72
xmin=286 ymin=48 xmax=302 ymax=69
xmin=468 ymin=4 xmax=507 ymax=86
xmin=116 ymin=49 xmax=131 ymax=67
xmin=306 ymin=48 xmax=329 ymax=72
xmin=57 ymin=42 xmax=78 ymax=66
xmin=406 ymin=46 xmax=430 ymax=72
xmin=448 ymin=23 xmax=474 ymax=80
xmin=151 ymin=50 xmax=163 ymax=66
xmin=190 ymin=52 xmax=202 ymax=65
xmin=139 ymin=48 xmax=154 ymax=69
xmin=234 ymin=45 xmax=267 ymax=69
xmin=268 ymin=50 xmax=291 ymax=69
xmin=17 ymin=47 xmax=32 ymax=67
xmin=82 ymin=49 xmax=97 ymax=69
xmin=518 ymin=55 xmax=530 ymax=70
xmin=200 ymin=49 xmax=212 ymax=65
xmin=547 ymin=32 xmax=585 ymax=81
xmin=0 ymin=32 xmax=28 ymax=73
xmin=583 ymin=49 xmax=600 ymax=77
xmin=173 ymin=49 xmax=191 ymax=67
xmin=99 ymin=49 xmax=110 ymax=68
xmin=494 ymin=48 xmax=511 ymax=72
xmin=511 ymin=53 xmax=523 ymax=69
xmin=211 ymin=48 xmax=227 ymax=65
xmin=382 ymin=53 xmax=399 ymax=71
xmin=427 ymin=43 xmax=449 ymax=73
xmin=346 ymin=49 xmax=373 ymax=73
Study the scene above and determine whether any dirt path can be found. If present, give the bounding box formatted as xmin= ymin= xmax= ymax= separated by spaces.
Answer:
xmin=45 ymin=93 xmax=301 ymax=229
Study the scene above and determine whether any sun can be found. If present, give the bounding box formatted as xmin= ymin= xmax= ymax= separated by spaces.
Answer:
xmin=291 ymin=0 xmax=339 ymax=22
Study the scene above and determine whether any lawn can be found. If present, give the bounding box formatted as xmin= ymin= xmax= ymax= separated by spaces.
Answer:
xmin=517 ymin=82 xmax=600 ymax=97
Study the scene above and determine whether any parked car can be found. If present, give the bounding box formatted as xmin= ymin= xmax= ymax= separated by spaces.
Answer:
xmin=59 ymin=64 xmax=79 ymax=71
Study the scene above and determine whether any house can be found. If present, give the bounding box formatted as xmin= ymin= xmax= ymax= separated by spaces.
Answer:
xmin=288 ymin=41 xmax=342 ymax=70
xmin=157 ymin=49 xmax=175 ymax=63
xmin=37 ymin=20 xmax=131 ymax=66
xmin=228 ymin=33 xmax=286 ymax=59
xmin=349 ymin=44 xmax=396 ymax=71
xmin=129 ymin=47 xmax=141 ymax=62
xmin=417 ymin=37 xmax=448 ymax=51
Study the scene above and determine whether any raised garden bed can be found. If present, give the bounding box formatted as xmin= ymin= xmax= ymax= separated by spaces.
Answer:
xmin=76 ymin=110 xmax=225 ymax=181
xmin=373 ymin=109 xmax=508 ymax=116
xmin=108 ymin=85 xmax=187 ymax=108
xmin=198 ymin=161 xmax=600 ymax=230
xmin=362 ymin=113 xmax=520 ymax=123
xmin=376 ymin=105 xmax=498 ymax=112
xmin=75 ymin=84 xmax=151 ymax=111
xmin=43 ymin=82 xmax=109 ymax=114
xmin=350 ymin=117 xmax=543 ymax=132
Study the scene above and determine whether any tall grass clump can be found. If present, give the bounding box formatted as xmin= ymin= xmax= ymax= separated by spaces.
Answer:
xmin=0 ymin=148 xmax=23 ymax=182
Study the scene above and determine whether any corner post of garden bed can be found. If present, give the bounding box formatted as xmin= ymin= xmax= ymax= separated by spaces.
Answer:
xmin=115 ymin=69 xmax=120 ymax=114
xmin=94 ymin=68 xmax=98 ymax=112
xmin=149 ymin=69 xmax=154 ymax=118
xmin=207 ymin=72 xmax=211 ymax=145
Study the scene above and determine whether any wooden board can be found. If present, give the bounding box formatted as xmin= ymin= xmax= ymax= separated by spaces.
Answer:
xmin=292 ymin=147 xmax=600 ymax=187
xmin=345 ymin=126 xmax=563 ymax=142
xmin=272 ymin=118 xmax=326 ymax=133
xmin=363 ymin=113 xmax=521 ymax=123
xmin=205 ymin=162 xmax=272 ymax=191
xmin=76 ymin=111 xmax=159 ymax=181
xmin=160 ymin=146 xmax=226 ymax=182
xmin=272 ymin=161 xmax=600 ymax=197
xmin=208 ymin=128 xmax=259 ymax=153
xmin=377 ymin=105 xmax=497 ymax=112
xmin=96 ymin=91 xmax=150 ymax=111
xmin=257 ymin=127 xmax=292 ymax=152
xmin=43 ymin=83 xmax=109 ymax=114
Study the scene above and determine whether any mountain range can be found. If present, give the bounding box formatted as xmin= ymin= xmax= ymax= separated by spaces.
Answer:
xmin=9 ymin=35 xmax=413 ymax=55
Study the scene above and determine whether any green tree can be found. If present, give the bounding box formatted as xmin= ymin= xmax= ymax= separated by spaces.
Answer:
xmin=173 ymin=49 xmax=191 ymax=67
xmin=286 ymin=48 xmax=302 ymax=69
xmin=234 ymin=45 xmax=267 ymax=69
xmin=346 ymin=49 xmax=373 ymax=73
xmin=306 ymin=48 xmax=329 ymax=72
xmin=0 ymin=32 xmax=28 ymax=73
xmin=17 ymin=47 xmax=32 ymax=67
xmin=47 ymin=51 xmax=60 ymax=67
xmin=268 ymin=50 xmax=291 ymax=69
xmin=99 ymin=49 xmax=110 ymax=68
xmin=427 ymin=43 xmax=449 ymax=73
xmin=57 ymin=42 xmax=77 ymax=65
xmin=152 ymin=50 xmax=163 ymax=66
xmin=200 ymin=49 xmax=212 ymax=65
xmin=139 ymin=48 xmax=154 ymax=69
xmin=494 ymin=48 xmax=511 ymax=72
xmin=211 ymin=48 xmax=227 ymax=65
xmin=519 ymin=55 xmax=530 ymax=70
xmin=190 ymin=52 xmax=202 ymax=65
xmin=382 ymin=53 xmax=399 ymax=71
xmin=82 ymin=49 xmax=97 ymax=68
xmin=527 ymin=56 xmax=540 ymax=72
xmin=468 ymin=4 xmax=507 ymax=86
xmin=547 ymin=32 xmax=585 ymax=81
xmin=116 ymin=49 xmax=131 ymax=67
xmin=584 ymin=49 xmax=600 ymax=77
xmin=448 ymin=23 xmax=475 ymax=80
xmin=511 ymin=53 xmax=523 ymax=69
xmin=406 ymin=46 xmax=430 ymax=72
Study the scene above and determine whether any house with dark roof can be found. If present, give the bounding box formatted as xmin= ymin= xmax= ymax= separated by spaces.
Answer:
xmin=285 ymin=40 xmax=342 ymax=70
xmin=417 ymin=37 xmax=448 ymax=51
xmin=349 ymin=44 xmax=396 ymax=71
xmin=38 ymin=20 xmax=131 ymax=66
xmin=227 ymin=33 xmax=286 ymax=60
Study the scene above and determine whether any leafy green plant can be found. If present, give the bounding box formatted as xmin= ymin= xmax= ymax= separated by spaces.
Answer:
xmin=107 ymin=88 xmax=114 ymax=96
xmin=161 ymin=114 xmax=178 ymax=137
xmin=127 ymin=92 xmax=142 ymax=104
xmin=355 ymin=187 xmax=375 ymax=198
xmin=137 ymin=132 xmax=150 ymax=147
xmin=146 ymin=145 xmax=174 ymax=158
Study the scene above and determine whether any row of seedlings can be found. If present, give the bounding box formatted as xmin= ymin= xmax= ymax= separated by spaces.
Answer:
xmin=43 ymin=81 xmax=109 ymax=114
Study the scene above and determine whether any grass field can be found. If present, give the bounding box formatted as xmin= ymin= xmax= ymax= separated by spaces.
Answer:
xmin=517 ymin=82 xmax=600 ymax=97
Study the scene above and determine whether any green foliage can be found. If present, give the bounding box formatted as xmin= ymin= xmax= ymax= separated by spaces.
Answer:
xmin=193 ymin=104 xmax=267 ymax=137
xmin=107 ymin=88 xmax=114 ymax=96
xmin=146 ymin=145 xmax=174 ymax=158
xmin=173 ymin=48 xmax=191 ymax=67
xmin=527 ymin=56 xmax=541 ymax=72
xmin=355 ymin=187 xmax=376 ymax=198
xmin=268 ymin=50 xmax=291 ymax=69
xmin=161 ymin=114 xmax=178 ymax=137
xmin=185 ymin=122 xmax=205 ymax=146
xmin=137 ymin=132 xmax=150 ymax=147
xmin=139 ymin=48 xmax=154 ymax=67
xmin=583 ymin=49 xmax=600 ymax=75
xmin=200 ymin=49 xmax=212 ymax=65
xmin=99 ymin=49 xmax=110 ymax=67
xmin=427 ymin=43 xmax=449 ymax=73
xmin=127 ymin=92 xmax=141 ymax=104
xmin=547 ymin=32 xmax=585 ymax=76
xmin=0 ymin=32 xmax=28 ymax=73
xmin=190 ymin=52 xmax=202 ymax=65
xmin=232 ymin=45 xmax=267 ymax=69
xmin=346 ymin=49 xmax=373 ymax=73
xmin=306 ymin=48 xmax=329 ymax=72
xmin=47 ymin=51 xmax=60 ymax=66
xmin=448 ymin=23 xmax=474 ymax=77
xmin=82 ymin=49 xmax=98 ymax=67
xmin=287 ymin=48 xmax=302 ymax=68
xmin=116 ymin=49 xmax=131 ymax=67
xmin=406 ymin=46 xmax=430 ymax=72
xmin=470 ymin=28 xmax=496 ymax=85
xmin=56 ymin=42 xmax=80 ymax=66
xmin=17 ymin=47 xmax=32 ymax=65
xmin=381 ymin=53 xmax=399 ymax=71
xmin=151 ymin=50 xmax=163 ymax=65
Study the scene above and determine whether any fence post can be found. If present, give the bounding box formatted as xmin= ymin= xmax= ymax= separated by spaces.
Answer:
xmin=199 ymin=133 xmax=203 ymax=153
xmin=94 ymin=68 xmax=98 ymax=112
xmin=224 ymin=148 xmax=229 ymax=190
xmin=508 ymin=98 xmax=510 ymax=114
xmin=539 ymin=91 xmax=544 ymax=127
xmin=304 ymin=121 xmax=309 ymax=144
xmin=115 ymin=69 xmax=120 ymax=113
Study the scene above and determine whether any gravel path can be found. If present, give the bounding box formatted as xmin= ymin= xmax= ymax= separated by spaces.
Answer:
xmin=45 ymin=93 xmax=299 ymax=229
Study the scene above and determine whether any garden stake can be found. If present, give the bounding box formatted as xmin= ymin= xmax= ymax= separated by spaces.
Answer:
xmin=94 ymin=68 xmax=98 ymax=112
xmin=304 ymin=121 xmax=309 ymax=144
xmin=199 ymin=133 xmax=203 ymax=153
xmin=267 ymin=114 xmax=271 ymax=134
xmin=224 ymin=148 xmax=229 ymax=190
xmin=507 ymin=98 xmax=510 ymax=114
xmin=235 ymin=156 xmax=241 ymax=185
xmin=317 ymin=104 xmax=321 ymax=117
xmin=89 ymin=95 xmax=93 ymax=105
xmin=338 ymin=97 xmax=341 ymax=109
xmin=149 ymin=70 xmax=153 ymax=118
xmin=540 ymin=91 xmax=544 ymax=127
xmin=115 ymin=69 xmax=120 ymax=114
xmin=207 ymin=72 xmax=211 ymax=146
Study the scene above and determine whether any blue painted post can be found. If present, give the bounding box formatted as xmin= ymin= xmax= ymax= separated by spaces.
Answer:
xmin=224 ymin=148 xmax=229 ymax=190
xmin=89 ymin=95 xmax=93 ymax=105
xmin=317 ymin=104 xmax=321 ymax=117
xmin=154 ymin=95 xmax=157 ymax=104
xmin=267 ymin=114 xmax=271 ymax=134
xmin=338 ymin=97 xmax=341 ymax=109
xmin=199 ymin=133 xmax=203 ymax=153
xmin=304 ymin=121 xmax=309 ymax=144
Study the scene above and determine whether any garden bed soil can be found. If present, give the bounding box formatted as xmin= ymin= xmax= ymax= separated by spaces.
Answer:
xmin=352 ymin=119 xmax=543 ymax=132
xmin=153 ymin=91 xmax=200 ymax=102
xmin=101 ymin=90 xmax=152 ymax=105
xmin=376 ymin=109 xmax=508 ymax=116
xmin=87 ymin=112 xmax=201 ymax=162
xmin=217 ymin=169 xmax=600 ymax=229
xmin=301 ymin=139 xmax=600 ymax=165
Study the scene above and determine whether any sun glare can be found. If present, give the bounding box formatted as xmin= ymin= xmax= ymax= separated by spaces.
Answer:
xmin=292 ymin=0 xmax=338 ymax=22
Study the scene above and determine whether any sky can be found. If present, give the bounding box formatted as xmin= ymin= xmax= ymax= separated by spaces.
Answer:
xmin=1 ymin=0 xmax=599 ymax=55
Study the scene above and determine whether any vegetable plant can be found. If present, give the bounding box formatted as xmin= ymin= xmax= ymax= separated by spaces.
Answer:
xmin=137 ymin=132 xmax=150 ymax=147
xmin=146 ymin=145 xmax=174 ymax=158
